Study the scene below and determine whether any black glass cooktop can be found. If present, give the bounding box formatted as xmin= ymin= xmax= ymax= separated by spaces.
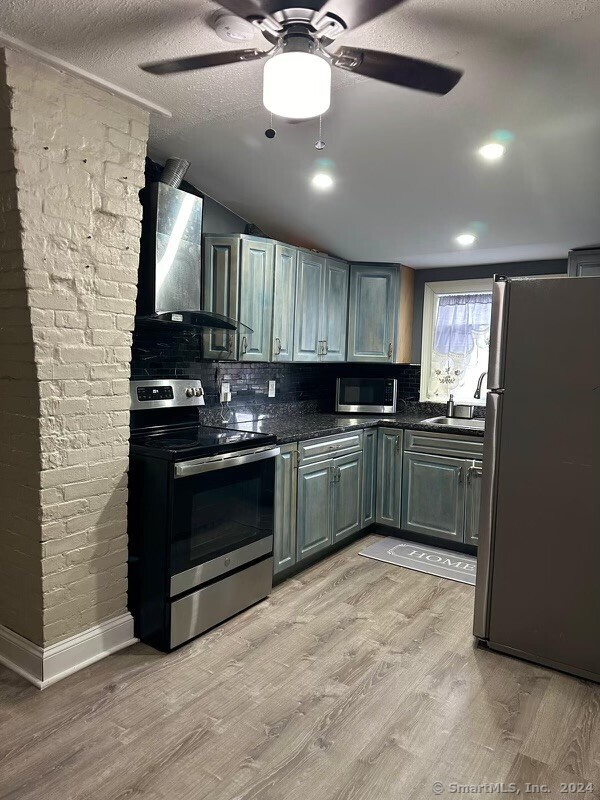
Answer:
xmin=130 ymin=424 xmax=276 ymax=461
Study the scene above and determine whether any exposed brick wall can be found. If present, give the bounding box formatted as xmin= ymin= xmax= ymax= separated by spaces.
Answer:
xmin=0 ymin=48 xmax=148 ymax=646
xmin=0 ymin=54 xmax=44 ymax=644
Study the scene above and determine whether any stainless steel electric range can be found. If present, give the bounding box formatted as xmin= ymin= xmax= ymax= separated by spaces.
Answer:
xmin=128 ymin=379 xmax=279 ymax=651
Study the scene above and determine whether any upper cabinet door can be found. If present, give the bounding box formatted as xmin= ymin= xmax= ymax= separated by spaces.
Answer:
xmin=202 ymin=235 xmax=240 ymax=360
xmin=347 ymin=266 xmax=399 ymax=362
xmin=239 ymin=239 xmax=274 ymax=362
xmin=568 ymin=249 xmax=600 ymax=277
xmin=293 ymin=251 xmax=326 ymax=362
xmin=272 ymin=244 xmax=297 ymax=362
xmin=321 ymin=258 xmax=349 ymax=362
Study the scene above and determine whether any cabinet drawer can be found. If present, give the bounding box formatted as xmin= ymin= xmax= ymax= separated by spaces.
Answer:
xmin=404 ymin=430 xmax=483 ymax=460
xmin=299 ymin=430 xmax=363 ymax=464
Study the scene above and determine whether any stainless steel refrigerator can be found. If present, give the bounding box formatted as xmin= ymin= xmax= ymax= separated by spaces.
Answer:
xmin=473 ymin=275 xmax=600 ymax=683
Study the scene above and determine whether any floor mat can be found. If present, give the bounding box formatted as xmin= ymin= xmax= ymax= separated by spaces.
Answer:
xmin=359 ymin=536 xmax=476 ymax=585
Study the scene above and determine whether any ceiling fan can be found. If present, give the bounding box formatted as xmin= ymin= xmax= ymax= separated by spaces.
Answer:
xmin=140 ymin=0 xmax=463 ymax=120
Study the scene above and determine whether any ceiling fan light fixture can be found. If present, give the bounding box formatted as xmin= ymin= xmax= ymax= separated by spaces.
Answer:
xmin=263 ymin=51 xmax=331 ymax=120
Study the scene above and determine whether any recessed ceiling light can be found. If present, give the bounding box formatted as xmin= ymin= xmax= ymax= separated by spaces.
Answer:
xmin=456 ymin=233 xmax=476 ymax=246
xmin=478 ymin=142 xmax=506 ymax=161
xmin=311 ymin=173 xmax=334 ymax=190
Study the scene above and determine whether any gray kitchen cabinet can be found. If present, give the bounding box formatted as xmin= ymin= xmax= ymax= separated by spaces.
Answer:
xmin=332 ymin=451 xmax=363 ymax=543
xmin=401 ymin=452 xmax=465 ymax=542
xmin=293 ymin=250 xmax=326 ymax=362
xmin=202 ymin=235 xmax=240 ymax=360
xmin=376 ymin=427 xmax=403 ymax=527
xmin=202 ymin=234 xmax=274 ymax=361
xmin=362 ymin=428 xmax=377 ymax=527
xmin=402 ymin=430 xmax=484 ymax=546
xmin=321 ymin=257 xmax=349 ymax=362
xmin=296 ymin=459 xmax=332 ymax=560
xmin=293 ymin=250 xmax=349 ymax=362
xmin=347 ymin=264 xmax=414 ymax=363
xmin=273 ymin=443 xmax=298 ymax=574
xmin=272 ymin=243 xmax=297 ymax=361
xmin=464 ymin=460 xmax=483 ymax=546
xmin=568 ymin=248 xmax=600 ymax=277
xmin=239 ymin=238 xmax=274 ymax=361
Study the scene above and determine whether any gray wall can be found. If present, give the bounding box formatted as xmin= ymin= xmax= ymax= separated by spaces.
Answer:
xmin=411 ymin=259 xmax=568 ymax=362
xmin=203 ymin=196 xmax=247 ymax=235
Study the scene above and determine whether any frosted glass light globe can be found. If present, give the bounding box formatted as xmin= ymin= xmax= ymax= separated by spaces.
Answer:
xmin=263 ymin=51 xmax=331 ymax=119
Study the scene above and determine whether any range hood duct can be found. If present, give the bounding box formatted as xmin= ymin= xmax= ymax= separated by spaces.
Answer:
xmin=136 ymin=178 xmax=252 ymax=336
xmin=158 ymin=158 xmax=190 ymax=188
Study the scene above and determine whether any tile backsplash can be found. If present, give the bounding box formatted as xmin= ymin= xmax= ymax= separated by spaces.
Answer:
xmin=130 ymin=327 xmax=421 ymax=411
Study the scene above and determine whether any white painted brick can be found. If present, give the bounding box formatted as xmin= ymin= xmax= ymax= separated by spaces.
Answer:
xmin=1 ymin=49 xmax=147 ymax=647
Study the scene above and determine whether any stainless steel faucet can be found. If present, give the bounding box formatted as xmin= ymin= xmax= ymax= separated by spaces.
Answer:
xmin=474 ymin=371 xmax=487 ymax=400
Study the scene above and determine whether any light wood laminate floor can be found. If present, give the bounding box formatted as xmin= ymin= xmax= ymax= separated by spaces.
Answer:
xmin=1 ymin=534 xmax=599 ymax=800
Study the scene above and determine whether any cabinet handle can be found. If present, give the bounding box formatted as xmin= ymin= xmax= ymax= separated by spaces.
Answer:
xmin=227 ymin=334 xmax=233 ymax=355
xmin=395 ymin=435 xmax=401 ymax=454
xmin=387 ymin=342 xmax=393 ymax=359
xmin=458 ymin=466 xmax=464 ymax=485
xmin=241 ymin=336 xmax=248 ymax=355
xmin=275 ymin=337 xmax=282 ymax=356
xmin=323 ymin=340 xmax=328 ymax=355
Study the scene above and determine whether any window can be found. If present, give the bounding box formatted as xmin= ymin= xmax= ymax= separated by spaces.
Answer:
xmin=420 ymin=279 xmax=493 ymax=405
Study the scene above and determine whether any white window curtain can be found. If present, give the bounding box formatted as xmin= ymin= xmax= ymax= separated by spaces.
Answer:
xmin=422 ymin=287 xmax=492 ymax=403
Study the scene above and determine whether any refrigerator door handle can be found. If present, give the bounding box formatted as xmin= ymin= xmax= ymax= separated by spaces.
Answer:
xmin=473 ymin=390 xmax=503 ymax=639
xmin=487 ymin=276 xmax=510 ymax=391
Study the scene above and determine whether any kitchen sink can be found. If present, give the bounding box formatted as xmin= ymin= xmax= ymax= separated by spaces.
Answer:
xmin=422 ymin=416 xmax=485 ymax=431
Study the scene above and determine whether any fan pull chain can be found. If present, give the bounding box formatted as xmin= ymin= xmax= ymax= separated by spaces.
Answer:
xmin=265 ymin=111 xmax=276 ymax=139
xmin=315 ymin=115 xmax=325 ymax=150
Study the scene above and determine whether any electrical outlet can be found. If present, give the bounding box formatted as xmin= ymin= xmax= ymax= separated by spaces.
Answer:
xmin=220 ymin=381 xmax=231 ymax=403
xmin=268 ymin=380 xmax=276 ymax=398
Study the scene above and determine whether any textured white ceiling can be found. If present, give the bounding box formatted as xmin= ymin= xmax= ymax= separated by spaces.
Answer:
xmin=2 ymin=0 xmax=600 ymax=267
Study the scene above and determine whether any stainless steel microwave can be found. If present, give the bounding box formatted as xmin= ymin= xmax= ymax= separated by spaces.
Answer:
xmin=336 ymin=378 xmax=397 ymax=414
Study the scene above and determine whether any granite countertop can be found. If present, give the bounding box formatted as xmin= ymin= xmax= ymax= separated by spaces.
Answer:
xmin=223 ymin=411 xmax=485 ymax=444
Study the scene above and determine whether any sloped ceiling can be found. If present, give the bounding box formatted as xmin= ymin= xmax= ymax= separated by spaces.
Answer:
xmin=1 ymin=0 xmax=600 ymax=266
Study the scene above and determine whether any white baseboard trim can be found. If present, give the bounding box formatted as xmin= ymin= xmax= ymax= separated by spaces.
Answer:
xmin=0 ymin=613 xmax=137 ymax=689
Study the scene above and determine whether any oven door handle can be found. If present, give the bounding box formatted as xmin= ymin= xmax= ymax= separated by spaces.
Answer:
xmin=174 ymin=445 xmax=281 ymax=478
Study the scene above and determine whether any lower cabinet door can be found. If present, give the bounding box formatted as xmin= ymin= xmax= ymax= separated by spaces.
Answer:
xmin=332 ymin=451 xmax=363 ymax=542
xmin=401 ymin=452 xmax=465 ymax=542
xmin=273 ymin=444 xmax=298 ymax=574
xmin=376 ymin=428 xmax=402 ymax=527
xmin=464 ymin=460 xmax=483 ymax=546
xmin=362 ymin=428 xmax=377 ymax=527
xmin=296 ymin=459 xmax=332 ymax=561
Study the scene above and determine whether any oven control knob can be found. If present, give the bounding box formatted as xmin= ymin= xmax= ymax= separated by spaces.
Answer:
xmin=224 ymin=557 xmax=231 ymax=567
xmin=194 ymin=388 xmax=203 ymax=397
xmin=185 ymin=388 xmax=194 ymax=398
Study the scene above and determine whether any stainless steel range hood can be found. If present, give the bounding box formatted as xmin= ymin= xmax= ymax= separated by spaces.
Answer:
xmin=136 ymin=178 xmax=252 ymax=334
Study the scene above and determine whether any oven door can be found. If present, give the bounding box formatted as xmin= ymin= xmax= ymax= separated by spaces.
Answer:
xmin=169 ymin=446 xmax=279 ymax=596
xmin=336 ymin=378 xmax=397 ymax=414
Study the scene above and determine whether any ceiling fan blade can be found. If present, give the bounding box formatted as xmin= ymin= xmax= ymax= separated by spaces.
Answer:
xmin=141 ymin=48 xmax=268 ymax=75
xmin=313 ymin=0 xmax=408 ymax=32
xmin=331 ymin=47 xmax=463 ymax=95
